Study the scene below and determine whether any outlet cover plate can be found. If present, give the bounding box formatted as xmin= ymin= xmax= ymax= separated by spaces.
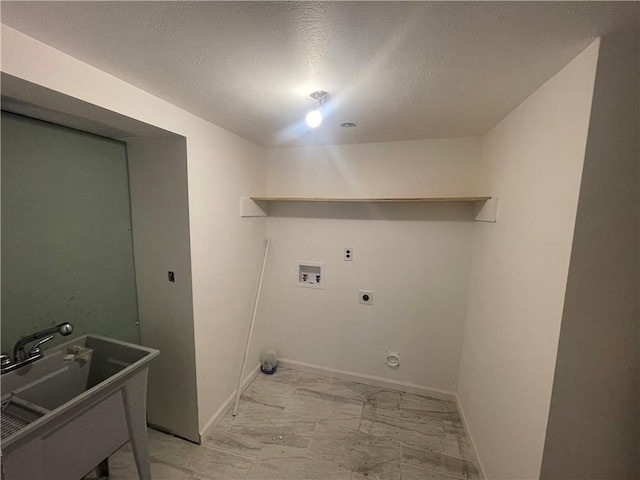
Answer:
xmin=359 ymin=290 xmax=373 ymax=305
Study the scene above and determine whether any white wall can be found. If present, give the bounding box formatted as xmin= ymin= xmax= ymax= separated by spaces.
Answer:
xmin=456 ymin=40 xmax=600 ymax=479
xmin=255 ymin=138 xmax=482 ymax=391
xmin=267 ymin=138 xmax=483 ymax=197
xmin=1 ymin=25 xmax=267 ymax=433
xmin=540 ymin=31 xmax=640 ymax=479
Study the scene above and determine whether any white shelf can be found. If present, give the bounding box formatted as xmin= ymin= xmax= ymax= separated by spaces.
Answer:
xmin=240 ymin=196 xmax=497 ymax=222
xmin=249 ymin=196 xmax=491 ymax=203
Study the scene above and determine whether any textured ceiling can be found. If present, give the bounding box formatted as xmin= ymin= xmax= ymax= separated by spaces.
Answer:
xmin=1 ymin=2 xmax=638 ymax=147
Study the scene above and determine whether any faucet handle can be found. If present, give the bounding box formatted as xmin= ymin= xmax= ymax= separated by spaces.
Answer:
xmin=28 ymin=335 xmax=54 ymax=356
xmin=1 ymin=354 xmax=12 ymax=367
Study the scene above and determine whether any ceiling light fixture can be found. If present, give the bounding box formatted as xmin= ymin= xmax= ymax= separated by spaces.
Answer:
xmin=305 ymin=91 xmax=329 ymax=128
xmin=305 ymin=109 xmax=322 ymax=129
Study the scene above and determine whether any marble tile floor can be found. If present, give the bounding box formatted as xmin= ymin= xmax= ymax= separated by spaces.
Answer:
xmin=107 ymin=368 xmax=481 ymax=480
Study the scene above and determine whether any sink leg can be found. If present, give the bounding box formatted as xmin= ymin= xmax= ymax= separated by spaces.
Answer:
xmin=122 ymin=371 xmax=151 ymax=480
xmin=94 ymin=458 xmax=109 ymax=479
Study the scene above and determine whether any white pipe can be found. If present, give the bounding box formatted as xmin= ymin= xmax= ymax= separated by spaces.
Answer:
xmin=232 ymin=237 xmax=271 ymax=416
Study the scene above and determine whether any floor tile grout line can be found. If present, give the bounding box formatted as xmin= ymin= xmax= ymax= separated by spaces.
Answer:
xmin=111 ymin=368 xmax=479 ymax=480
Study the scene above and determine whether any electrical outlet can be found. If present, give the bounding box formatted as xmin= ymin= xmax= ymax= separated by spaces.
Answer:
xmin=359 ymin=290 xmax=373 ymax=305
xmin=344 ymin=247 xmax=353 ymax=261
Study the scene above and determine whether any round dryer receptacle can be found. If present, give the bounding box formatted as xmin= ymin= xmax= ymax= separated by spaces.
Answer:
xmin=385 ymin=351 xmax=400 ymax=368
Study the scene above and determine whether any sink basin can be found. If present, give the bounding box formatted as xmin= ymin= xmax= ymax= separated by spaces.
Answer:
xmin=1 ymin=335 xmax=158 ymax=480
xmin=1 ymin=349 xmax=66 ymax=393
xmin=5 ymin=336 xmax=151 ymax=412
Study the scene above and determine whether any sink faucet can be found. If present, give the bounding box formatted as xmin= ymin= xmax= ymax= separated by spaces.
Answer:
xmin=5 ymin=323 xmax=74 ymax=371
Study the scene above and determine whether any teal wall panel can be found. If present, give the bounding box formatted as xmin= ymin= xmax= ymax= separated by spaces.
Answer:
xmin=1 ymin=112 xmax=140 ymax=352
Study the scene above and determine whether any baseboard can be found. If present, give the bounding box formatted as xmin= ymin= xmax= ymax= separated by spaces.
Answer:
xmin=200 ymin=362 xmax=261 ymax=437
xmin=454 ymin=394 xmax=487 ymax=479
xmin=277 ymin=358 xmax=456 ymax=402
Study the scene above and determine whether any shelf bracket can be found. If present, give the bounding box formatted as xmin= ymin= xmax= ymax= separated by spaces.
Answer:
xmin=240 ymin=197 xmax=268 ymax=217
xmin=474 ymin=197 xmax=498 ymax=223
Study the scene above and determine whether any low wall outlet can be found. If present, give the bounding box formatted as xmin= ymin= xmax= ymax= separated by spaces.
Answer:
xmin=344 ymin=247 xmax=353 ymax=261
xmin=385 ymin=351 xmax=400 ymax=368
xmin=359 ymin=290 xmax=373 ymax=305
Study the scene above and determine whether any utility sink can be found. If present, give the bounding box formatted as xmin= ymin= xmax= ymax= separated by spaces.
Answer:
xmin=1 ymin=335 xmax=158 ymax=480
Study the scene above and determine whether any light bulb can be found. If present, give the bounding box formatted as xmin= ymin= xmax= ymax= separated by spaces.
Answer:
xmin=305 ymin=109 xmax=322 ymax=128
